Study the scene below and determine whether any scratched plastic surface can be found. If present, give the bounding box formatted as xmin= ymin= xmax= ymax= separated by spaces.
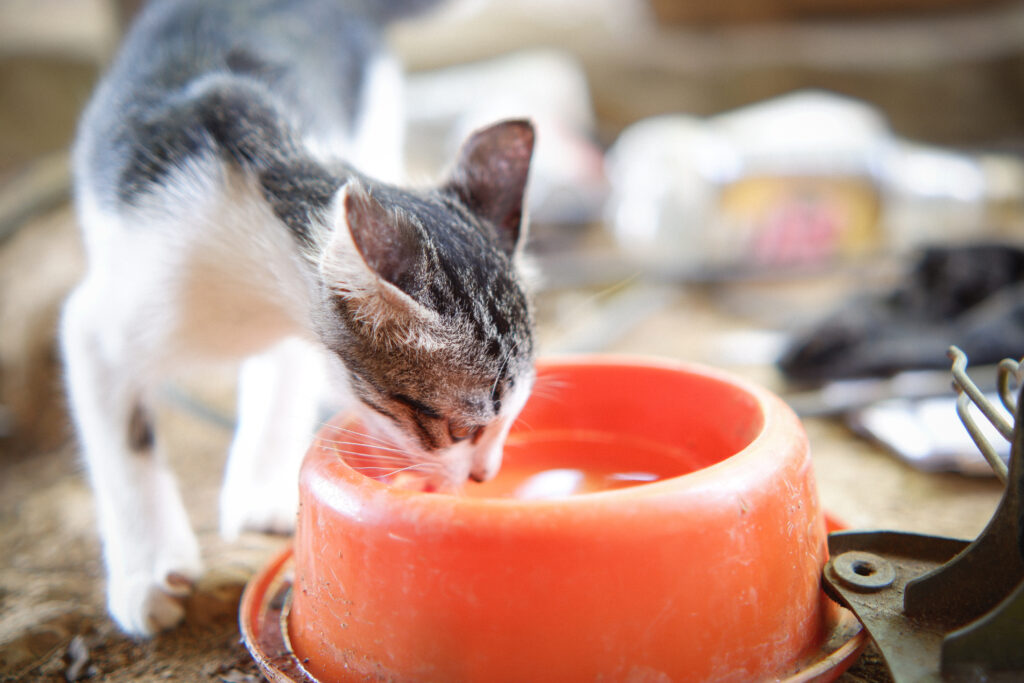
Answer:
xmin=289 ymin=357 xmax=829 ymax=682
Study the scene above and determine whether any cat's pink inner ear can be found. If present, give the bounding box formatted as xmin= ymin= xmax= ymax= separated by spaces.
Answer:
xmin=343 ymin=184 xmax=418 ymax=289
xmin=449 ymin=119 xmax=534 ymax=255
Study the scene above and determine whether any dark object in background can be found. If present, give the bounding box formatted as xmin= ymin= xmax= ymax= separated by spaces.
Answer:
xmin=779 ymin=243 xmax=1024 ymax=386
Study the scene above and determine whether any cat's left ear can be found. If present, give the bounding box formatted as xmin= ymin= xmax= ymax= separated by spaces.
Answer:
xmin=320 ymin=181 xmax=434 ymax=326
xmin=447 ymin=119 xmax=534 ymax=255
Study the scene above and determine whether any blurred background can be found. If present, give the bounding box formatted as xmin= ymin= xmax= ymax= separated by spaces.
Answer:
xmin=2 ymin=0 xmax=1022 ymax=680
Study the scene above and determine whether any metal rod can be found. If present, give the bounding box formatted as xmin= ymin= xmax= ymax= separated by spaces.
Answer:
xmin=997 ymin=358 xmax=1021 ymax=417
xmin=949 ymin=346 xmax=1015 ymax=440
xmin=948 ymin=346 xmax=1012 ymax=484
xmin=955 ymin=391 xmax=1009 ymax=484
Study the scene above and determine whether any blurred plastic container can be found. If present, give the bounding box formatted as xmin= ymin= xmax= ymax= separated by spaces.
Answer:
xmin=606 ymin=90 xmax=1024 ymax=275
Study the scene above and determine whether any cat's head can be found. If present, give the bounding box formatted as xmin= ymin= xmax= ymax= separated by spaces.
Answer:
xmin=316 ymin=120 xmax=536 ymax=489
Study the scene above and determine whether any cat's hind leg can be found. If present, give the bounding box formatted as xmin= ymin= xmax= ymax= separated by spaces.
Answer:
xmin=60 ymin=275 xmax=202 ymax=637
xmin=219 ymin=337 xmax=327 ymax=540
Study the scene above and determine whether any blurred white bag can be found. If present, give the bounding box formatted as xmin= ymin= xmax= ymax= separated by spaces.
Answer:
xmin=605 ymin=90 xmax=1023 ymax=276
xmin=605 ymin=91 xmax=889 ymax=274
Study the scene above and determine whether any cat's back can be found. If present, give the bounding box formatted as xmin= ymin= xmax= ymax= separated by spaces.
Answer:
xmin=74 ymin=0 xmax=388 ymax=208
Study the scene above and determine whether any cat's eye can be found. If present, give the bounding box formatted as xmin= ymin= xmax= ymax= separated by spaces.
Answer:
xmin=448 ymin=422 xmax=481 ymax=443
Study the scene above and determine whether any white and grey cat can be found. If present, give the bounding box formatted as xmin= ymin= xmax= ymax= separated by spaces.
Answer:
xmin=61 ymin=0 xmax=536 ymax=637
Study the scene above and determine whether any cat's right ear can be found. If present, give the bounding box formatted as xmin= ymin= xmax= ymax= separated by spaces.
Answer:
xmin=447 ymin=119 xmax=535 ymax=256
xmin=319 ymin=182 xmax=434 ymax=328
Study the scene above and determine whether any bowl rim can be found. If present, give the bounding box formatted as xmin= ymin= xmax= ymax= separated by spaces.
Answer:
xmin=308 ymin=353 xmax=806 ymax=511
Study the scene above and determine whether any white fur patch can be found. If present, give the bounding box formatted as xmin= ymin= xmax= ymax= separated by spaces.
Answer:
xmin=65 ymin=155 xmax=326 ymax=635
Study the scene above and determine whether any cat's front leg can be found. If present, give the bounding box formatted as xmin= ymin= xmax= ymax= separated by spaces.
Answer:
xmin=61 ymin=280 xmax=202 ymax=636
xmin=220 ymin=337 xmax=326 ymax=540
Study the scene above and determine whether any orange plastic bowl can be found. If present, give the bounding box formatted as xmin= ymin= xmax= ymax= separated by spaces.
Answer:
xmin=286 ymin=357 xmax=835 ymax=682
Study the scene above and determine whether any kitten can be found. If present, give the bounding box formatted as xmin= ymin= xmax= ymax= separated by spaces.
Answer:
xmin=60 ymin=0 xmax=536 ymax=637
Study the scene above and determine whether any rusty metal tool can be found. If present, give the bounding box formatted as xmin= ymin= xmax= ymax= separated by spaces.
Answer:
xmin=822 ymin=346 xmax=1024 ymax=682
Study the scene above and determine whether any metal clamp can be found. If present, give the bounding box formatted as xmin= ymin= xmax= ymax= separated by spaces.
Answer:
xmin=823 ymin=346 xmax=1024 ymax=682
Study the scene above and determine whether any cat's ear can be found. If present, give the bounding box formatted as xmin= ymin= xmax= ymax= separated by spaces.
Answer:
xmin=342 ymin=182 xmax=419 ymax=292
xmin=320 ymin=181 xmax=432 ymax=324
xmin=447 ymin=119 xmax=534 ymax=255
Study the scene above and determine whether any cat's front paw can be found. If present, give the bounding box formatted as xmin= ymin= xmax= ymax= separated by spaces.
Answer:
xmin=107 ymin=570 xmax=198 ymax=637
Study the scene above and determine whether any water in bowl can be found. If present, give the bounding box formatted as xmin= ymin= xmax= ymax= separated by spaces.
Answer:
xmin=463 ymin=430 xmax=702 ymax=499
xmin=330 ymin=423 xmax=705 ymax=499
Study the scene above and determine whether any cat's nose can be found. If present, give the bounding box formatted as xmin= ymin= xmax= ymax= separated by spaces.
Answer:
xmin=468 ymin=440 xmax=503 ymax=483
xmin=468 ymin=461 xmax=498 ymax=483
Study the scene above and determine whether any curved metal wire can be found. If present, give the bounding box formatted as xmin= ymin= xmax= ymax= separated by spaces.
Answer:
xmin=997 ymin=358 xmax=1021 ymax=416
xmin=948 ymin=346 xmax=1016 ymax=485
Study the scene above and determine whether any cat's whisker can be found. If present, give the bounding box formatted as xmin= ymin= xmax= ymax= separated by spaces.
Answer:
xmin=334 ymin=455 xmax=413 ymax=466
xmin=388 ymin=462 xmax=435 ymax=476
xmin=348 ymin=465 xmax=407 ymax=472
xmin=511 ymin=416 xmax=535 ymax=432
xmin=334 ymin=430 xmax=408 ymax=453
xmin=490 ymin=335 xmax=525 ymax=402
xmin=529 ymin=373 xmax=570 ymax=404
xmin=530 ymin=386 xmax=567 ymax=402
xmin=321 ymin=446 xmax=403 ymax=462
xmin=332 ymin=449 xmax=408 ymax=459
xmin=319 ymin=438 xmax=411 ymax=456
xmin=322 ymin=445 xmax=414 ymax=466
xmin=329 ymin=424 xmax=401 ymax=447
xmin=534 ymin=372 xmax=569 ymax=388
xmin=325 ymin=450 xmax=427 ymax=478
xmin=348 ymin=463 xmax=426 ymax=473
